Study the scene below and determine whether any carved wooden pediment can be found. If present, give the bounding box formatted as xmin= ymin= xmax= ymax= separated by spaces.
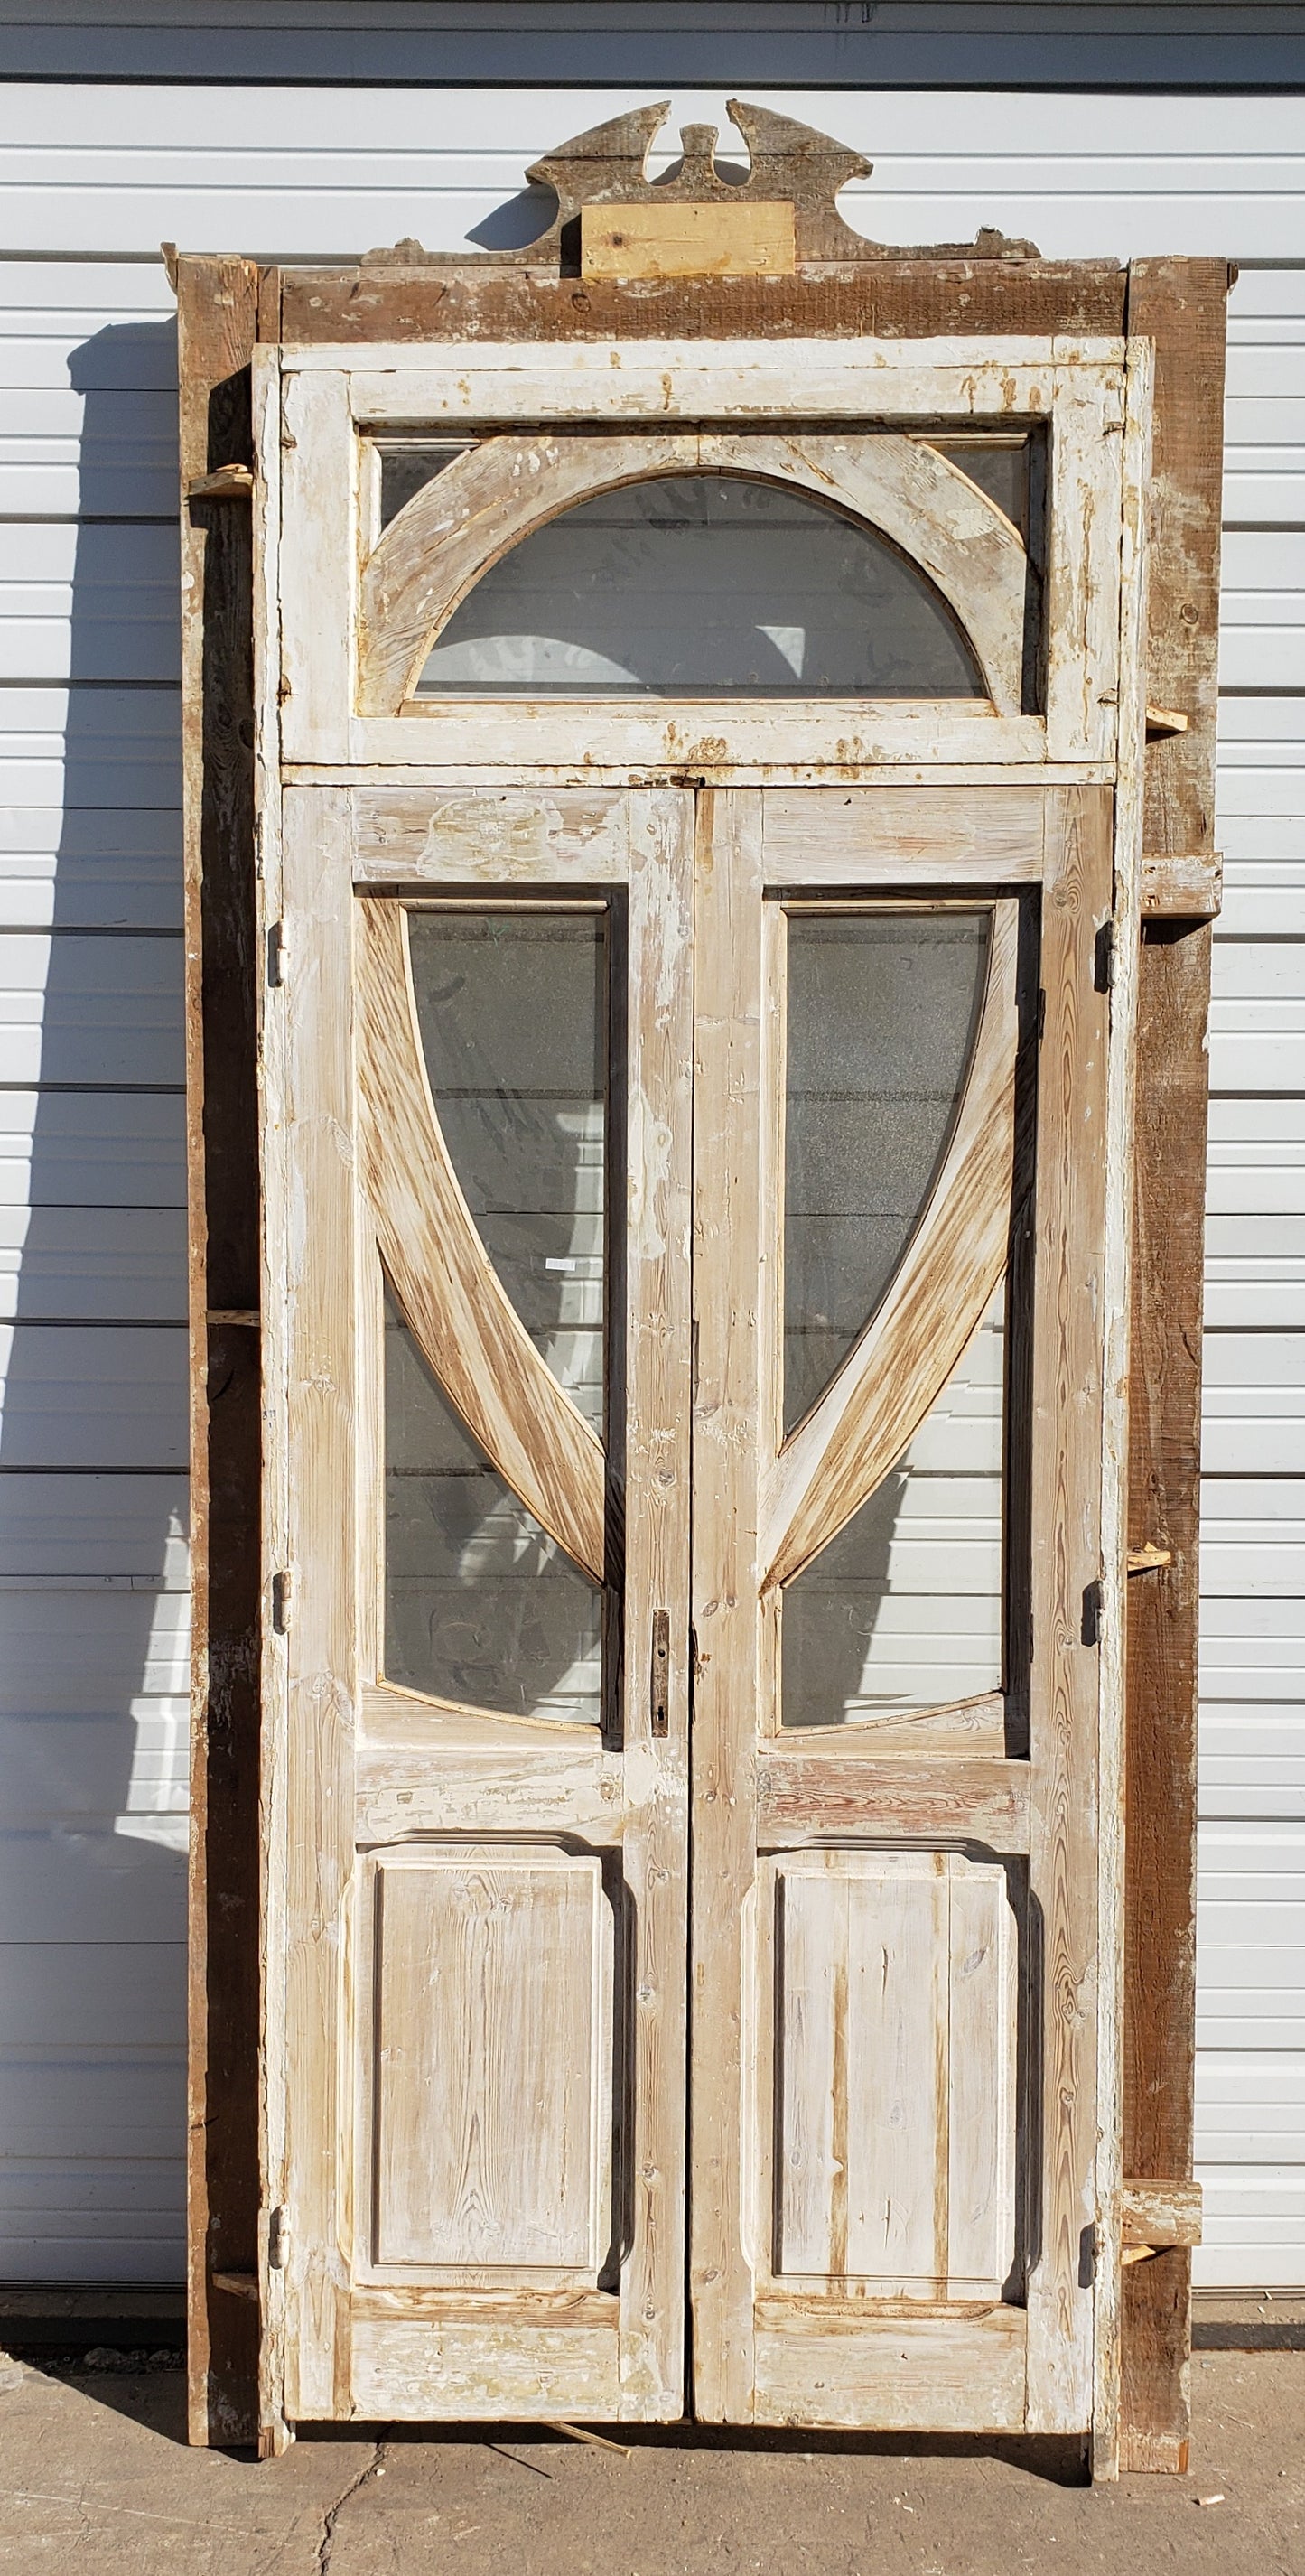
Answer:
xmin=362 ymin=99 xmax=1039 ymax=271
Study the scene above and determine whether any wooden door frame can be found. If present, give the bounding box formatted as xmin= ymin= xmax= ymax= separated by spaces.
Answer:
xmin=176 ymin=112 xmax=1227 ymax=2468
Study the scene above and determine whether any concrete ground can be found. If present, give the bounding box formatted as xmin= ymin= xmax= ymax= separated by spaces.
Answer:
xmin=0 ymin=2349 xmax=1299 ymax=2575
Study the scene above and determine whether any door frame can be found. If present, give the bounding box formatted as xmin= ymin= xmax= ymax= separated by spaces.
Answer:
xmin=182 ymin=213 xmax=1233 ymax=2478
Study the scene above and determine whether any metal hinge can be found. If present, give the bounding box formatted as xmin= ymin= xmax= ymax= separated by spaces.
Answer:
xmin=266 ymin=920 xmax=287 ymax=988
xmin=271 ymin=1568 xmax=294 ymax=1634
xmin=1094 ymin=919 xmax=1115 ymax=994
xmin=267 ymin=2206 xmax=291 ymax=2272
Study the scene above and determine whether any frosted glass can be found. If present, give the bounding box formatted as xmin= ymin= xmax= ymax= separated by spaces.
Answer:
xmin=415 ymin=474 xmax=983 ymax=698
xmin=781 ymin=1280 xmax=1005 ymax=1729
xmin=384 ymin=1290 xmax=602 ymax=1722
xmin=783 ymin=910 xmax=989 ymax=1433
xmin=408 ymin=910 xmax=606 ymax=1433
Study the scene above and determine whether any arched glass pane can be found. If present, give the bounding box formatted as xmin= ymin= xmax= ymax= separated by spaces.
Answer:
xmin=781 ymin=1280 xmax=1005 ymax=1729
xmin=384 ymin=1287 xmax=602 ymax=1722
xmin=415 ymin=475 xmax=983 ymax=698
xmin=783 ymin=910 xmax=989 ymax=1433
xmin=408 ymin=909 xmax=606 ymax=1433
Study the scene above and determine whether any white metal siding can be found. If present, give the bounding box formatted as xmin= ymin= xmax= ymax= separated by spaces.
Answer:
xmin=0 ymin=76 xmax=1300 ymax=2286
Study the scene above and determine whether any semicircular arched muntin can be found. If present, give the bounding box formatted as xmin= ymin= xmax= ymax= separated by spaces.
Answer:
xmin=357 ymin=431 xmax=1029 ymax=717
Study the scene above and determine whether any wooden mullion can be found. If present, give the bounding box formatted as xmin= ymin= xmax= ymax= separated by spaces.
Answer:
xmin=178 ymin=254 xmax=265 ymax=2449
xmin=1120 ymin=257 xmax=1229 ymax=2476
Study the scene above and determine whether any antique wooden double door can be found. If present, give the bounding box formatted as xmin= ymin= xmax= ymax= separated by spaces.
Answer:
xmin=254 ymin=333 xmax=1149 ymax=2442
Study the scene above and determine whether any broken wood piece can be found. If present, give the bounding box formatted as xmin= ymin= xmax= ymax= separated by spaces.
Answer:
xmin=581 ymin=199 xmax=796 ymax=279
xmin=1127 ymin=1544 xmax=1174 ymax=1574
xmin=547 ymin=2421 xmax=633 ymax=2458
xmin=1144 ymin=704 xmax=1189 ymax=740
xmin=1140 ymin=852 xmax=1222 ymax=920
xmin=186 ymin=462 xmax=255 ymax=500
xmin=207 ymin=1308 xmax=260 ymax=1327
xmin=211 ymin=2271 xmax=260 ymax=2301
xmin=1122 ymin=2245 xmax=1159 ymax=2267
xmin=1121 ymin=2176 xmax=1203 ymax=2249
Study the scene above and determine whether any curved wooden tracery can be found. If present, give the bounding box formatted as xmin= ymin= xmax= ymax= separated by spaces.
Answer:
xmin=358 ymin=430 xmax=1029 ymax=717
xmin=761 ymin=898 xmax=1021 ymax=1592
xmin=355 ymin=897 xmax=607 ymax=1584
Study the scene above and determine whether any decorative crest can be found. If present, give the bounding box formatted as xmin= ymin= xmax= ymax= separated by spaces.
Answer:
xmin=527 ymin=99 xmax=874 ymax=264
xmin=361 ymin=101 xmax=1038 ymax=269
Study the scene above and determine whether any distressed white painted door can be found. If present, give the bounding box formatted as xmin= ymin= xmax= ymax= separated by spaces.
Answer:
xmin=265 ymin=777 xmax=1114 ymax=2438
xmin=687 ymin=782 xmax=1114 ymax=2435
xmin=265 ymin=784 xmax=694 ymax=2426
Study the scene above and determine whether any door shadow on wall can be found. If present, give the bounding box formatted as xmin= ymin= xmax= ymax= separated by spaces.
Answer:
xmin=0 ymin=316 xmax=189 ymax=2289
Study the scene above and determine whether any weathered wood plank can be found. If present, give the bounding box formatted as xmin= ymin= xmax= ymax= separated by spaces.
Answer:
xmin=1120 ymin=257 xmax=1227 ymax=2478
xmin=751 ymin=2303 xmax=1026 ymax=2432
xmin=350 ymin=785 xmax=629 ymax=883
xmin=580 ymin=200 xmax=797 ymax=281
xmin=177 ymin=251 xmax=263 ymax=2455
xmin=1023 ymin=784 xmax=1113 ymax=2437
xmin=756 ymin=1756 xmax=1030 ymax=1853
xmin=1139 ymin=851 xmax=1222 ymax=920
xmin=689 ymin=788 xmax=764 ymax=2422
xmin=279 ymin=268 xmax=1128 ymax=349
xmin=762 ymin=784 xmax=1046 ymax=882
xmin=1121 ymin=2178 xmax=1203 ymax=2251
xmin=1090 ymin=327 xmax=1152 ymax=2482
xmin=617 ymin=787 xmax=695 ymax=2415
xmin=275 ymin=786 xmax=359 ymax=2423
xmin=348 ymin=2316 xmax=620 ymax=2419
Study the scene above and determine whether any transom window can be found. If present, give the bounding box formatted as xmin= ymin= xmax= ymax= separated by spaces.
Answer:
xmin=415 ymin=472 xmax=985 ymax=698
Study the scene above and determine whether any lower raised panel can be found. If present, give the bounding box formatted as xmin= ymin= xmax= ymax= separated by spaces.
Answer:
xmin=752 ymin=2304 xmax=1027 ymax=2431
xmin=767 ymin=1848 xmax=1020 ymax=2297
xmin=362 ymin=1843 xmax=611 ymax=2277
xmin=347 ymin=2315 xmax=623 ymax=2420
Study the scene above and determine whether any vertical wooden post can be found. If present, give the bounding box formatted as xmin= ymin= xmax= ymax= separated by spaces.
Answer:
xmin=178 ymin=256 xmax=265 ymax=2447
xmin=1120 ymin=257 xmax=1229 ymax=2473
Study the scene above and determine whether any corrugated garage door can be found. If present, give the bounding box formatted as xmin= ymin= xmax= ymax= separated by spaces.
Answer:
xmin=0 ymin=80 xmax=1300 ymax=2285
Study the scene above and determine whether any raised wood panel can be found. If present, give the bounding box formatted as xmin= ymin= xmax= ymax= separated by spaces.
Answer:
xmin=350 ymin=785 xmax=629 ymax=884
xmin=751 ymin=2304 xmax=1026 ymax=2433
xmin=348 ymin=2313 xmax=620 ymax=2421
xmin=365 ymin=1847 xmax=608 ymax=2277
xmin=757 ymin=1755 xmax=1030 ymax=1853
xmin=761 ymin=785 xmax=1045 ymax=883
xmin=769 ymin=1852 xmax=1018 ymax=2298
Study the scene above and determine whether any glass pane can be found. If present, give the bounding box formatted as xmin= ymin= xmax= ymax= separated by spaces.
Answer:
xmin=377 ymin=441 xmax=472 ymax=530
xmin=415 ymin=474 xmax=983 ymax=698
xmin=931 ymin=437 xmax=1030 ymax=538
xmin=408 ymin=910 xmax=606 ymax=1433
xmin=384 ymin=1287 xmax=603 ymax=1722
xmin=781 ymin=1279 xmax=1005 ymax=1728
xmin=783 ymin=910 xmax=989 ymax=1433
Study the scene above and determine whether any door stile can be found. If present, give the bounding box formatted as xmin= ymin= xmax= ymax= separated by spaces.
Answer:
xmin=1023 ymin=782 xmax=1114 ymax=2431
xmin=689 ymin=787 xmax=766 ymax=2422
xmin=618 ymin=788 xmax=695 ymax=2413
xmin=274 ymin=782 xmax=359 ymax=2425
